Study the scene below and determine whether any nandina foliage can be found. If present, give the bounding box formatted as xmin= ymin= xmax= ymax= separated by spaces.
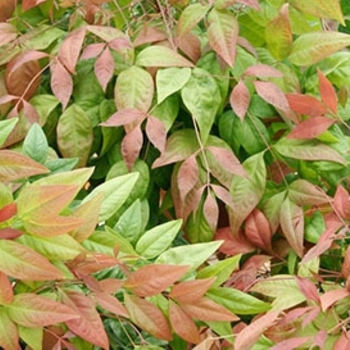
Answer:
xmin=1 ymin=0 xmax=350 ymax=349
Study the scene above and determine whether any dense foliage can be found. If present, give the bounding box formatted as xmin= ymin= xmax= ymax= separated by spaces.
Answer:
xmin=2 ymin=0 xmax=350 ymax=349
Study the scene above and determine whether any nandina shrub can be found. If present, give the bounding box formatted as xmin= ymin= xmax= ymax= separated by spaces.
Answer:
xmin=2 ymin=0 xmax=350 ymax=349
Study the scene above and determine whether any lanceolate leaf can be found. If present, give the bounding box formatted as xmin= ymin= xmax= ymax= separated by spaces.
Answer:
xmin=288 ymin=179 xmax=329 ymax=206
xmin=0 ymin=202 xmax=16 ymax=223
xmin=230 ymin=80 xmax=250 ymax=121
xmin=289 ymin=32 xmax=350 ymax=66
xmin=62 ymin=290 xmax=109 ymax=349
xmin=0 ymin=311 xmax=18 ymax=350
xmin=0 ymin=118 xmax=18 ymax=148
xmin=101 ymin=108 xmax=146 ymax=127
xmin=124 ymin=293 xmax=172 ymax=341
xmin=0 ymin=240 xmax=64 ymax=280
xmin=203 ymin=190 xmax=219 ymax=232
xmin=0 ymin=271 xmax=13 ymax=305
xmin=125 ymin=264 xmax=189 ymax=297
xmin=121 ymin=124 xmax=143 ymax=170
xmin=0 ymin=150 xmax=49 ymax=182
xmin=244 ymin=64 xmax=283 ymax=78
xmin=254 ymin=81 xmax=289 ymax=112
xmin=95 ymin=292 xmax=129 ymax=318
xmin=177 ymin=155 xmax=199 ymax=202
xmin=317 ymin=69 xmax=338 ymax=114
xmin=94 ymin=47 xmax=114 ymax=92
xmin=6 ymin=293 xmax=78 ymax=327
xmin=136 ymin=46 xmax=194 ymax=68
xmin=285 ymin=93 xmax=327 ymax=117
xmin=146 ymin=116 xmax=167 ymax=153
xmin=287 ymin=116 xmax=335 ymax=139
xmin=50 ymin=60 xmax=73 ymax=109
xmin=177 ymin=3 xmax=210 ymax=37
xmin=208 ymin=8 xmax=238 ymax=67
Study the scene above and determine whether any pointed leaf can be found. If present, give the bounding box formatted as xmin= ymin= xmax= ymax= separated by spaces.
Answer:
xmin=133 ymin=26 xmax=166 ymax=47
xmin=101 ymin=108 xmax=145 ymax=127
xmin=289 ymin=32 xmax=350 ymax=66
xmin=23 ymin=123 xmax=48 ymax=163
xmin=287 ymin=116 xmax=335 ymax=139
xmin=121 ymin=124 xmax=143 ymax=170
xmin=62 ymin=290 xmax=109 ymax=349
xmin=288 ymin=179 xmax=329 ymax=206
xmin=211 ymin=185 xmax=234 ymax=208
xmin=51 ymin=60 xmax=73 ymax=109
xmin=0 ymin=311 xmax=18 ymax=350
xmin=177 ymin=155 xmax=199 ymax=202
xmin=169 ymin=301 xmax=201 ymax=344
xmin=203 ymin=191 xmax=219 ymax=232
xmin=320 ymin=288 xmax=350 ymax=311
xmin=146 ymin=116 xmax=167 ymax=153
xmin=0 ymin=240 xmax=64 ymax=280
xmin=124 ymin=293 xmax=172 ymax=341
xmin=136 ymin=220 xmax=182 ymax=259
xmin=230 ymin=80 xmax=250 ymax=120
xmin=0 ymin=118 xmax=18 ymax=148
xmin=94 ymin=47 xmax=114 ymax=92
xmin=95 ymin=292 xmax=128 ymax=318
xmin=254 ymin=81 xmax=289 ymax=112
xmin=177 ymin=3 xmax=210 ymax=37
xmin=136 ymin=46 xmax=194 ymax=68
xmin=208 ymin=8 xmax=238 ymax=67
xmin=244 ymin=64 xmax=283 ymax=78
xmin=7 ymin=294 xmax=78 ymax=327
xmin=125 ymin=264 xmax=189 ymax=297
xmin=318 ymin=69 xmax=337 ymax=114
xmin=285 ymin=93 xmax=327 ymax=117
xmin=0 ymin=202 xmax=17 ymax=224
xmin=0 ymin=271 xmax=14 ymax=305
xmin=81 ymin=43 xmax=105 ymax=60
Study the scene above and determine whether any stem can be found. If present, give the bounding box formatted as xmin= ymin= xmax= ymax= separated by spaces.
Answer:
xmin=155 ymin=0 xmax=176 ymax=50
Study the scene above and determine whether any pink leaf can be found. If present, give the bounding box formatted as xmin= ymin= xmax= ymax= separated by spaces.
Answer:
xmin=244 ymin=64 xmax=283 ymax=78
xmin=320 ymin=288 xmax=350 ymax=311
xmin=211 ymin=184 xmax=234 ymax=208
xmin=334 ymin=185 xmax=350 ymax=219
xmin=81 ymin=43 xmax=105 ymax=60
xmin=254 ymin=81 xmax=289 ymax=112
xmin=318 ymin=69 xmax=337 ymax=114
xmin=296 ymin=277 xmax=320 ymax=302
xmin=58 ymin=27 xmax=86 ymax=74
xmin=108 ymin=37 xmax=132 ymax=51
xmin=94 ymin=47 xmax=114 ymax=91
xmin=51 ymin=60 xmax=72 ymax=110
xmin=121 ymin=124 xmax=143 ymax=171
xmin=287 ymin=116 xmax=335 ymax=139
xmin=230 ymin=80 xmax=250 ymax=121
xmin=342 ymin=245 xmax=350 ymax=279
xmin=270 ymin=337 xmax=310 ymax=350
xmin=95 ymin=292 xmax=129 ymax=318
xmin=286 ymin=93 xmax=327 ymax=117
xmin=133 ymin=26 xmax=167 ymax=47
xmin=0 ymin=23 xmax=17 ymax=45
xmin=101 ymin=108 xmax=146 ymax=127
xmin=203 ymin=190 xmax=219 ymax=231
xmin=22 ymin=100 xmax=39 ymax=123
xmin=146 ymin=115 xmax=167 ymax=153
xmin=177 ymin=155 xmax=199 ymax=202
xmin=7 ymin=51 xmax=48 ymax=74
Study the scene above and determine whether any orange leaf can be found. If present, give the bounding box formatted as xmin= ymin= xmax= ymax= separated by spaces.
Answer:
xmin=95 ymin=292 xmax=129 ymax=318
xmin=98 ymin=278 xmax=124 ymax=294
xmin=169 ymin=301 xmax=201 ymax=344
xmin=177 ymin=155 xmax=199 ymax=202
xmin=7 ymin=293 xmax=78 ymax=327
xmin=125 ymin=264 xmax=189 ymax=297
xmin=0 ymin=150 xmax=49 ymax=182
xmin=285 ymin=93 xmax=327 ymax=117
xmin=0 ymin=228 xmax=23 ymax=240
xmin=234 ymin=312 xmax=279 ymax=350
xmin=287 ymin=116 xmax=335 ymax=139
xmin=62 ymin=290 xmax=109 ymax=349
xmin=146 ymin=116 xmax=167 ymax=153
xmin=94 ymin=47 xmax=114 ymax=92
xmin=318 ymin=69 xmax=337 ymax=114
xmin=0 ymin=203 xmax=17 ymax=223
xmin=230 ymin=80 xmax=250 ymax=121
xmin=169 ymin=277 xmax=217 ymax=303
xmin=180 ymin=297 xmax=239 ymax=322
xmin=124 ymin=293 xmax=172 ymax=341
xmin=0 ymin=271 xmax=13 ymax=305
xmin=254 ymin=81 xmax=289 ymax=112
xmin=121 ymin=124 xmax=143 ymax=171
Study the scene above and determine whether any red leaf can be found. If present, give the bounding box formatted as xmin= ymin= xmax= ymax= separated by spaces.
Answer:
xmin=180 ymin=297 xmax=239 ymax=322
xmin=0 ymin=203 xmax=17 ymax=223
xmin=318 ymin=69 xmax=337 ymax=114
xmin=254 ymin=81 xmax=289 ymax=112
xmin=287 ymin=116 xmax=335 ymax=139
xmin=230 ymin=80 xmax=250 ymax=120
xmin=125 ymin=264 xmax=189 ymax=297
xmin=51 ymin=60 xmax=73 ymax=110
xmin=146 ymin=115 xmax=167 ymax=153
xmin=245 ymin=209 xmax=272 ymax=251
xmin=121 ymin=124 xmax=143 ymax=171
xmin=0 ymin=271 xmax=13 ymax=305
xmin=169 ymin=301 xmax=201 ymax=344
xmin=124 ymin=293 xmax=172 ymax=341
xmin=296 ymin=277 xmax=320 ymax=302
xmin=62 ymin=290 xmax=109 ymax=349
xmin=95 ymin=292 xmax=129 ymax=318
xmin=334 ymin=185 xmax=350 ymax=219
xmin=94 ymin=47 xmax=114 ymax=92
xmin=101 ymin=108 xmax=146 ymax=127
xmin=320 ymin=288 xmax=350 ymax=311
xmin=203 ymin=190 xmax=219 ymax=232
xmin=58 ymin=27 xmax=86 ymax=74
xmin=211 ymin=184 xmax=234 ymax=208
xmin=285 ymin=93 xmax=327 ymax=117
xmin=169 ymin=277 xmax=217 ymax=303
xmin=244 ymin=64 xmax=283 ymax=78
xmin=81 ymin=43 xmax=105 ymax=60
xmin=0 ymin=228 xmax=23 ymax=240
xmin=177 ymin=155 xmax=199 ymax=202
xmin=7 ymin=293 xmax=78 ymax=327
xmin=234 ymin=312 xmax=279 ymax=350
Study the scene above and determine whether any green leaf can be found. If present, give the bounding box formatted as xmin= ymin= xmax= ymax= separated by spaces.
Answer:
xmin=156 ymin=241 xmax=223 ymax=273
xmin=206 ymin=287 xmax=271 ymax=315
xmin=197 ymin=255 xmax=241 ymax=287
xmin=57 ymin=104 xmax=93 ymax=168
xmin=82 ymin=172 xmax=139 ymax=222
xmin=115 ymin=66 xmax=154 ymax=112
xmin=136 ymin=220 xmax=182 ymax=259
xmin=177 ymin=3 xmax=210 ymax=36
xmin=23 ymin=123 xmax=48 ymax=164
xmin=274 ymin=138 xmax=346 ymax=165
xmin=18 ymin=326 xmax=43 ymax=350
xmin=289 ymin=32 xmax=350 ymax=66
xmin=181 ymin=68 xmax=221 ymax=144
xmin=0 ymin=310 xmax=18 ymax=350
xmin=305 ymin=210 xmax=325 ymax=244
xmin=0 ymin=118 xmax=18 ymax=148
xmin=136 ymin=46 xmax=194 ymax=68
xmin=156 ymin=68 xmax=191 ymax=104
xmin=152 ymin=94 xmax=180 ymax=132
xmin=30 ymin=94 xmax=59 ymax=125
xmin=208 ymin=8 xmax=238 ymax=67
xmin=44 ymin=158 xmax=79 ymax=174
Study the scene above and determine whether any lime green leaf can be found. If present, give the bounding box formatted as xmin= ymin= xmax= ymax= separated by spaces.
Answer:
xmin=206 ymin=287 xmax=271 ymax=314
xmin=181 ymin=68 xmax=221 ymax=144
xmin=18 ymin=326 xmax=42 ymax=350
xmin=136 ymin=46 xmax=194 ymax=68
xmin=23 ymin=123 xmax=48 ymax=164
xmin=197 ymin=255 xmax=241 ymax=287
xmin=82 ymin=172 xmax=139 ymax=222
xmin=0 ymin=310 xmax=18 ymax=350
xmin=177 ymin=3 xmax=211 ymax=36
xmin=156 ymin=67 xmax=191 ymax=104
xmin=136 ymin=220 xmax=182 ymax=259
xmin=30 ymin=94 xmax=59 ymax=125
xmin=0 ymin=118 xmax=18 ymax=148
xmin=57 ymin=104 xmax=93 ymax=168
xmin=156 ymin=241 xmax=223 ymax=272
xmin=289 ymin=32 xmax=350 ymax=66
xmin=208 ymin=8 xmax=238 ymax=67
